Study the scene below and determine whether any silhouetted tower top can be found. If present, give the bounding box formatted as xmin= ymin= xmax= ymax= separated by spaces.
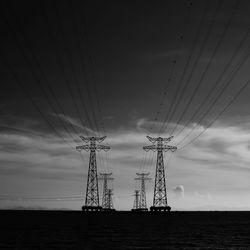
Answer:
xmin=76 ymin=136 xmax=110 ymax=212
xmin=135 ymin=172 xmax=151 ymax=211
xmin=143 ymin=136 xmax=177 ymax=212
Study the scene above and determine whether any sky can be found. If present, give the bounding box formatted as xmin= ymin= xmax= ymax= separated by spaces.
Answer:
xmin=1 ymin=0 xmax=250 ymax=210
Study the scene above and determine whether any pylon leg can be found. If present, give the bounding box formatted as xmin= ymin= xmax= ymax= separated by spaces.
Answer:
xmin=82 ymin=150 xmax=102 ymax=211
xmin=150 ymin=150 xmax=171 ymax=212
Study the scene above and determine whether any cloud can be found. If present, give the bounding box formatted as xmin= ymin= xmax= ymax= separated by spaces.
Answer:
xmin=178 ymin=124 xmax=250 ymax=173
xmin=55 ymin=113 xmax=96 ymax=136
xmin=1 ymin=115 xmax=250 ymax=210
xmin=173 ymin=185 xmax=184 ymax=198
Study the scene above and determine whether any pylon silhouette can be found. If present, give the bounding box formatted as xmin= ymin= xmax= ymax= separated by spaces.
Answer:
xmin=76 ymin=136 xmax=110 ymax=211
xmin=99 ymin=173 xmax=115 ymax=211
xmin=131 ymin=190 xmax=140 ymax=211
xmin=134 ymin=172 xmax=151 ymax=211
xmin=143 ymin=136 xmax=177 ymax=212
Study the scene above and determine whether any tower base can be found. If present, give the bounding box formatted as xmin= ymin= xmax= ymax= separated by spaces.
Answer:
xmin=150 ymin=206 xmax=171 ymax=212
xmin=102 ymin=208 xmax=116 ymax=212
xmin=82 ymin=206 xmax=102 ymax=212
xmin=131 ymin=208 xmax=148 ymax=212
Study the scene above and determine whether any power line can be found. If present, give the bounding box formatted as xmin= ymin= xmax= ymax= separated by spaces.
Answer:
xmin=68 ymin=2 xmax=102 ymax=135
xmin=176 ymin=39 xmax=250 ymax=147
xmin=169 ymin=0 xmax=224 ymax=135
xmin=4 ymin=5 xmax=81 ymax=142
xmin=157 ymin=1 xmax=193 ymax=135
xmin=40 ymin=5 xmax=88 ymax=133
xmin=179 ymin=78 xmax=250 ymax=150
xmin=71 ymin=3 xmax=111 ymax=169
xmin=175 ymin=27 xmax=250 ymax=139
xmin=141 ymin=1 xmax=193 ymax=173
xmin=46 ymin=2 xmax=96 ymax=135
xmin=0 ymin=124 xmax=46 ymax=138
xmin=1 ymin=13 xmax=80 ymax=147
xmin=0 ymin=195 xmax=84 ymax=201
xmin=160 ymin=0 xmax=210 ymax=134
xmin=0 ymin=52 xmax=75 ymax=150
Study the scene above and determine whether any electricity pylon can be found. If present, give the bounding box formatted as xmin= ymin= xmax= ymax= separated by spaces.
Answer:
xmin=143 ymin=136 xmax=177 ymax=212
xmin=131 ymin=190 xmax=140 ymax=211
xmin=99 ymin=173 xmax=115 ymax=211
xmin=107 ymin=189 xmax=114 ymax=210
xmin=76 ymin=136 xmax=110 ymax=211
xmin=135 ymin=172 xmax=151 ymax=211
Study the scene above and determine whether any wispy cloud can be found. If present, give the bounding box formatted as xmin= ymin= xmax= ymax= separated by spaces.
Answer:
xmin=55 ymin=113 xmax=96 ymax=136
xmin=1 ymin=115 xmax=250 ymax=209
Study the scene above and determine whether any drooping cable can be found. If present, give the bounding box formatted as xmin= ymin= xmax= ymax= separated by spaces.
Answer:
xmin=176 ymin=39 xmax=250 ymax=147
xmin=67 ymin=2 xmax=102 ymax=136
xmin=179 ymin=78 xmax=250 ymax=150
xmin=141 ymin=1 xmax=193 ymax=173
xmin=169 ymin=0 xmax=224 ymax=135
xmin=1 ymin=15 xmax=78 ymax=147
xmin=175 ymin=27 xmax=250 ymax=139
xmin=159 ymin=0 xmax=210 ymax=134
xmin=0 ymin=53 xmax=75 ymax=150
xmin=46 ymin=2 xmax=96 ymax=135
xmin=40 ymin=5 xmax=88 ymax=134
xmin=4 ymin=5 xmax=81 ymax=142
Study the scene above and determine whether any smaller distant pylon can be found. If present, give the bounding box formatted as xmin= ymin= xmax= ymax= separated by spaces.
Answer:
xmin=107 ymin=189 xmax=114 ymax=210
xmin=99 ymin=173 xmax=115 ymax=211
xmin=135 ymin=172 xmax=151 ymax=211
xmin=131 ymin=190 xmax=140 ymax=211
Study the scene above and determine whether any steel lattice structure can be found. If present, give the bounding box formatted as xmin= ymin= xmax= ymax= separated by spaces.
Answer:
xmin=132 ymin=190 xmax=140 ymax=211
xmin=99 ymin=173 xmax=115 ymax=210
xmin=107 ymin=189 xmax=114 ymax=210
xmin=135 ymin=172 xmax=151 ymax=211
xmin=76 ymin=136 xmax=110 ymax=211
xmin=143 ymin=136 xmax=177 ymax=212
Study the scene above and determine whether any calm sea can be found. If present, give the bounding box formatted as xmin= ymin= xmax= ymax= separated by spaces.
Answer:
xmin=1 ymin=210 xmax=250 ymax=249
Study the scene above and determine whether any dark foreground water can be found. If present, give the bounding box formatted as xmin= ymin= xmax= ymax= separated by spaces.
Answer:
xmin=0 ymin=210 xmax=250 ymax=249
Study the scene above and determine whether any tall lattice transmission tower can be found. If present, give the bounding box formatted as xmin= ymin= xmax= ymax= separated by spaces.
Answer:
xmin=76 ymin=136 xmax=110 ymax=211
xmin=99 ymin=173 xmax=115 ymax=211
xmin=131 ymin=190 xmax=140 ymax=211
xmin=134 ymin=172 xmax=151 ymax=211
xmin=143 ymin=136 xmax=177 ymax=212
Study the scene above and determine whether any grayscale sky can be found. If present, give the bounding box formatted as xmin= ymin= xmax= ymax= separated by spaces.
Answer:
xmin=1 ymin=0 xmax=250 ymax=210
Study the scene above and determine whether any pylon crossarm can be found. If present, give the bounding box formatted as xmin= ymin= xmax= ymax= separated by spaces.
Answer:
xmin=143 ymin=145 xmax=157 ymax=152
xmin=99 ymin=176 xmax=114 ymax=181
xmin=146 ymin=135 xmax=174 ymax=143
xmin=135 ymin=177 xmax=151 ymax=181
xmin=79 ymin=136 xmax=107 ymax=143
xmin=162 ymin=145 xmax=177 ymax=152
xmin=146 ymin=136 xmax=157 ymax=144
xmin=99 ymin=173 xmax=112 ymax=177
xmin=136 ymin=172 xmax=150 ymax=176
xmin=79 ymin=136 xmax=91 ymax=143
xmin=161 ymin=136 xmax=174 ymax=142
xmin=76 ymin=145 xmax=90 ymax=152
xmin=96 ymin=136 xmax=107 ymax=143
xmin=96 ymin=145 xmax=110 ymax=152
